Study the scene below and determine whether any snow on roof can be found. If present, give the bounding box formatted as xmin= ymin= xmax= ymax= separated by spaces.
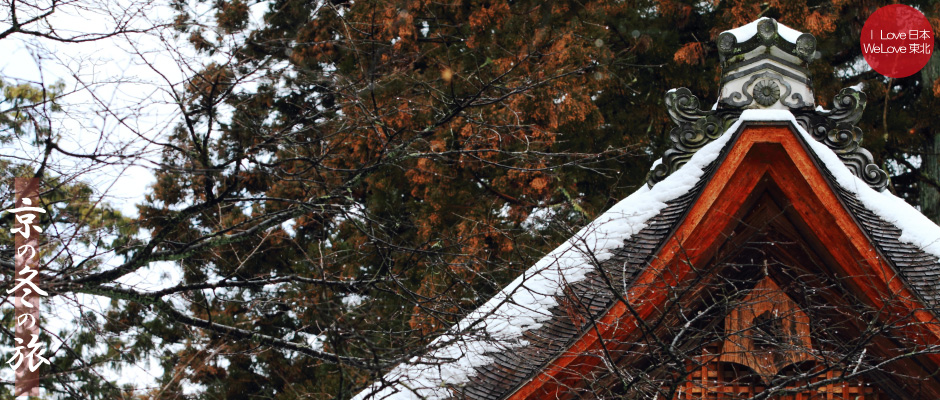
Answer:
xmin=732 ymin=109 xmax=940 ymax=259
xmin=723 ymin=17 xmax=803 ymax=43
xmin=354 ymin=115 xmax=743 ymax=400
xmin=354 ymin=110 xmax=940 ymax=400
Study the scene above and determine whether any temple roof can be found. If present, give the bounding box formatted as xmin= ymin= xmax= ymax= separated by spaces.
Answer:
xmin=353 ymin=19 xmax=940 ymax=400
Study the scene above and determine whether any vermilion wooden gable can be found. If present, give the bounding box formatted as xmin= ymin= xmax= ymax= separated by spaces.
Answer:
xmin=507 ymin=121 xmax=940 ymax=400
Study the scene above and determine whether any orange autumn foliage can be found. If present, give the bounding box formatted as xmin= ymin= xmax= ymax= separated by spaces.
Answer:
xmin=674 ymin=42 xmax=705 ymax=65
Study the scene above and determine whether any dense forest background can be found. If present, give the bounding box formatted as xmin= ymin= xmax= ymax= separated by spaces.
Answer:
xmin=1 ymin=0 xmax=940 ymax=398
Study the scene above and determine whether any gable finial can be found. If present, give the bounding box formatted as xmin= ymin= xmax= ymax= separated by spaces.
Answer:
xmin=716 ymin=18 xmax=816 ymax=110
xmin=647 ymin=18 xmax=889 ymax=192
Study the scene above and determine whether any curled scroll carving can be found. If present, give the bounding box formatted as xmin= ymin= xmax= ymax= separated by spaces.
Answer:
xmin=649 ymin=86 xmax=889 ymax=192
xmin=793 ymin=87 xmax=888 ymax=192
xmin=647 ymin=88 xmax=740 ymax=187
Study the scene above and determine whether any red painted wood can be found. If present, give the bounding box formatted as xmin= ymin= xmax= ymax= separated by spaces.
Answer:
xmin=506 ymin=124 xmax=940 ymax=400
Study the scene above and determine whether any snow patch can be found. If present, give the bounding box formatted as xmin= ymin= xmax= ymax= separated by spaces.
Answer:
xmin=343 ymin=293 xmax=367 ymax=308
xmin=521 ymin=206 xmax=557 ymax=230
xmin=723 ymin=17 xmax=803 ymax=43
xmin=650 ymin=158 xmax=663 ymax=170
xmin=281 ymin=218 xmax=297 ymax=235
xmin=497 ymin=203 xmax=511 ymax=218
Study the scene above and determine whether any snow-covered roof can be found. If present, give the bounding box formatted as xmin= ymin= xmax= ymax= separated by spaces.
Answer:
xmin=354 ymin=107 xmax=740 ymax=400
xmin=354 ymin=108 xmax=940 ymax=400
xmin=722 ymin=17 xmax=804 ymax=43
xmin=354 ymin=16 xmax=940 ymax=400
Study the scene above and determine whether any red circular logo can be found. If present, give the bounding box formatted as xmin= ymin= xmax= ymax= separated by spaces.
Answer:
xmin=861 ymin=4 xmax=934 ymax=79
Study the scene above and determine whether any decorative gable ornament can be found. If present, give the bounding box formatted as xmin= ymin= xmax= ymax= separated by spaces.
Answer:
xmin=355 ymin=18 xmax=940 ymax=400
xmin=647 ymin=18 xmax=888 ymax=192
xmin=716 ymin=18 xmax=817 ymax=110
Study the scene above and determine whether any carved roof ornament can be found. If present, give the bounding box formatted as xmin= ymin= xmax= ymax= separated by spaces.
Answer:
xmin=648 ymin=18 xmax=889 ymax=191
xmin=717 ymin=18 xmax=816 ymax=110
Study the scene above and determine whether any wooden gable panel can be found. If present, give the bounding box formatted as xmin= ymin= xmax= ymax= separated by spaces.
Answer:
xmin=719 ymin=277 xmax=815 ymax=379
